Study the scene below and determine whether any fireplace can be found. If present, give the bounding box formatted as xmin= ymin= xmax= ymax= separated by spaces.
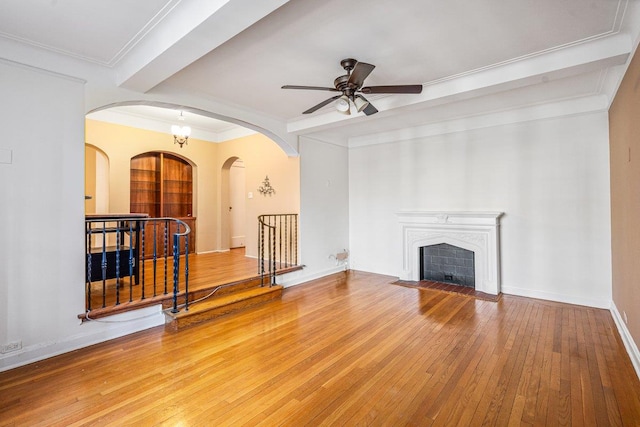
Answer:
xmin=397 ymin=211 xmax=503 ymax=295
xmin=420 ymin=243 xmax=475 ymax=288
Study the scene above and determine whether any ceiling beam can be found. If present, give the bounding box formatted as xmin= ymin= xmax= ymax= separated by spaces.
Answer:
xmin=116 ymin=0 xmax=290 ymax=93
xmin=285 ymin=34 xmax=631 ymax=135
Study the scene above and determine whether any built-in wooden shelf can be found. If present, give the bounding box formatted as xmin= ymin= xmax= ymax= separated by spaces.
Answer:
xmin=130 ymin=152 xmax=196 ymax=256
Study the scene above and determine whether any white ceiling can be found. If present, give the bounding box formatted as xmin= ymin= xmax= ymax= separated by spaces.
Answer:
xmin=0 ymin=0 xmax=637 ymax=149
xmin=0 ymin=0 xmax=179 ymax=66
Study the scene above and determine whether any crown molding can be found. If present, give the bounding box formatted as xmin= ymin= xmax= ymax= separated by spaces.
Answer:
xmin=348 ymin=95 xmax=609 ymax=148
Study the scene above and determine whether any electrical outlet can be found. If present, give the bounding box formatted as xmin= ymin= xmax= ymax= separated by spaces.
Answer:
xmin=1 ymin=341 xmax=22 ymax=354
xmin=623 ymin=311 xmax=628 ymax=324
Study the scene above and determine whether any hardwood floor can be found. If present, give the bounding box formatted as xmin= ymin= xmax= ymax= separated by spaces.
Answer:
xmin=2 ymin=270 xmax=640 ymax=426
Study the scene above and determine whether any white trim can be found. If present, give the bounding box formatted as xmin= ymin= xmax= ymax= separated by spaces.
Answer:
xmin=397 ymin=211 xmax=503 ymax=295
xmin=349 ymin=96 xmax=608 ymax=148
xmin=277 ymin=266 xmax=346 ymax=288
xmin=0 ymin=305 xmax=164 ymax=373
xmin=610 ymin=301 xmax=640 ymax=381
xmin=196 ymin=249 xmax=231 ymax=254
xmin=502 ymin=285 xmax=611 ymax=310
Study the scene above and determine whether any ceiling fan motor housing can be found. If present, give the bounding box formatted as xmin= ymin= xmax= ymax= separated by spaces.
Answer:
xmin=334 ymin=75 xmax=353 ymax=94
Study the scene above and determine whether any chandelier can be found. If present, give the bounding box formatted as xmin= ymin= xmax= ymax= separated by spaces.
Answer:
xmin=171 ymin=111 xmax=191 ymax=148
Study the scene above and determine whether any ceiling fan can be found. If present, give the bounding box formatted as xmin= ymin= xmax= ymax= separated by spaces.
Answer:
xmin=282 ymin=58 xmax=423 ymax=116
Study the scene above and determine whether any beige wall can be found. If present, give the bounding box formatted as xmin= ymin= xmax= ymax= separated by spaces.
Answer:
xmin=85 ymin=119 xmax=299 ymax=255
xmin=217 ymin=134 xmax=300 ymax=257
xmin=609 ymin=47 xmax=640 ymax=350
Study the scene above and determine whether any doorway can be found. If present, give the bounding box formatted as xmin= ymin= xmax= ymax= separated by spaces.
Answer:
xmin=221 ymin=157 xmax=246 ymax=251
xmin=229 ymin=159 xmax=246 ymax=248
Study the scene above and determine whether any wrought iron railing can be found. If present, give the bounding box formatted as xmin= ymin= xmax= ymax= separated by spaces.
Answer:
xmin=258 ymin=214 xmax=298 ymax=286
xmin=85 ymin=215 xmax=190 ymax=316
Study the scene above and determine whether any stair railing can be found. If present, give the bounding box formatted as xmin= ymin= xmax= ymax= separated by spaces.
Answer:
xmin=258 ymin=214 xmax=298 ymax=286
xmin=85 ymin=215 xmax=191 ymax=316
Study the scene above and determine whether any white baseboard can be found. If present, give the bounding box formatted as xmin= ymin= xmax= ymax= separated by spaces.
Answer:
xmin=501 ymin=285 xmax=611 ymax=309
xmin=610 ymin=301 xmax=640 ymax=381
xmin=0 ymin=305 xmax=165 ymax=373
xmin=197 ymin=249 xmax=237 ymax=254
xmin=277 ymin=265 xmax=347 ymax=288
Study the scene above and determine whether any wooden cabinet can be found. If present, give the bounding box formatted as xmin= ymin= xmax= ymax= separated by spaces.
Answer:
xmin=131 ymin=152 xmax=195 ymax=256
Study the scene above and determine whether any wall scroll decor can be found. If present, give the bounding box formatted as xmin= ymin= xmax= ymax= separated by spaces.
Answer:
xmin=258 ymin=175 xmax=276 ymax=196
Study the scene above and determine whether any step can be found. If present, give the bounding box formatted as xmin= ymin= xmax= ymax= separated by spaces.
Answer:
xmin=161 ymin=275 xmax=267 ymax=310
xmin=164 ymin=285 xmax=283 ymax=331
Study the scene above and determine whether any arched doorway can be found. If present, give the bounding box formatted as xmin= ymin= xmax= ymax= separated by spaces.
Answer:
xmin=220 ymin=156 xmax=246 ymax=251
xmin=229 ymin=159 xmax=246 ymax=248
xmin=84 ymin=144 xmax=110 ymax=214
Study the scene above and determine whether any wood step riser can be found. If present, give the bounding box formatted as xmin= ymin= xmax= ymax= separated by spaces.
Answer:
xmin=161 ymin=277 xmax=269 ymax=309
xmin=165 ymin=287 xmax=282 ymax=332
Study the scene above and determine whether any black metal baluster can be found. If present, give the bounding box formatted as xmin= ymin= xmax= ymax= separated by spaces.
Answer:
xmin=152 ymin=221 xmax=157 ymax=298
xmin=128 ymin=221 xmax=134 ymax=303
xmin=141 ymin=222 xmax=146 ymax=296
xmin=271 ymin=224 xmax=276 ymax=286
xmin=259 ymin=216 xmax=265 ymax=284
xmin=171 ymin=233 xmax=180 ymax=313
xmin=115 ymin=225 xmax=121 ymax=306
xmin=279 ymin=215 xmax=283 ymax=270
xmin=164 ymin=220 xmax=168 ymax=295
xmin=283 ymin=215 xmax=288 ymax=267
xmin=101 ymin=224 xmax=107 ymax=308
xmin=86 ymin=223 xmax=92 ymax=312
xmin=184 ymin=231 xmax=189 ymax=311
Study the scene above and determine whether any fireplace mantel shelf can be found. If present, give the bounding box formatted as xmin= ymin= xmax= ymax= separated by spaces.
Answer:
xmin=396 ymin=211 xmax=503 ymax=225
xmin=397 ymin=211 xmax=503 ymax=295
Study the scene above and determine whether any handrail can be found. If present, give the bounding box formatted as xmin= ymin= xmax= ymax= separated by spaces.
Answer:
xmin=85 ymin=216 xmax=191 ymax=316
xmin=258 ymin=214 xmax=298 ymax=286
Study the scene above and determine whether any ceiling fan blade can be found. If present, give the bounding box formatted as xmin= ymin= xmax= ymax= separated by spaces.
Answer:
xmin=302 ymin=95 xmax=342 ymax=114
xmin=362 ymin=102 xmax=378 ymax=116
xmin=348 ymin=62 xmax=375 ymax=88
xmin=282 ymin=85 xmax=340 ymax=92
xmin=360 ymin=85 xmax=423 ymax=94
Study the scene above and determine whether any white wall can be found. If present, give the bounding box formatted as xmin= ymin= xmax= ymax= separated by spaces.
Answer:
xmin=280 ymin=137 xmax=350 ymax=286
xmin=0 ymin=61 xmax=164 ymax=372
xmin=349 ymin=112 xmax=612 ymax=308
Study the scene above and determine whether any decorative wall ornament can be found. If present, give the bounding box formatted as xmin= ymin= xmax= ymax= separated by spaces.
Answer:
xmin=258 ymin=176 xmax=276 ymax=196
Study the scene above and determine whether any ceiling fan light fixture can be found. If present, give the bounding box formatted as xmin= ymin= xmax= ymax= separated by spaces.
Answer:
xmin=335 ymin=95 xmax=351 ymax=114
xmin=353 ymin=96 xmax=369 ymax=112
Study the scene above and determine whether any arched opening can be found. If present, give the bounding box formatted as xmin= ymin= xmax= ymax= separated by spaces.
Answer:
xmin=88 ymin=101 xmax=298 ymax=157
xmin=220 ymin=156 xmax=240 ymax=252
xmin=85 ymin=102 xmax=300 ymax=257
xmin=229 ymin=159 xmax=246 ymax=249
xmin=81 ymin=102 xmax=301 ymax=322
xmin=84 ymin=144 xmax=110 ymax=215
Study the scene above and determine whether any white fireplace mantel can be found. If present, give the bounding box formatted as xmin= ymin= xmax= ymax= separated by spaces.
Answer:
xmin=397 ymin=211 xmax=503 ymax=295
